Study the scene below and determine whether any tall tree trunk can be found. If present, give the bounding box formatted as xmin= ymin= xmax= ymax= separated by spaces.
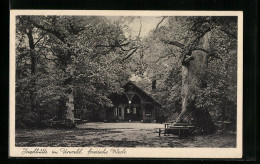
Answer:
xmin=177 ymin=65 xmax=191 ymax=122
xmin=29 ymin=19 xmax=75 ymax=126
xmin=64 ymin=64 xmax=75 ymax=123
xmin=58 ymin=48 xmax=75 ymax=125
xmin=27 ymin=29 xmax=37 ymax=113
xmin=176 ymin=32 xmax=216 ymax=134
xmin=58 ymin=67 xmax=75 ymax=125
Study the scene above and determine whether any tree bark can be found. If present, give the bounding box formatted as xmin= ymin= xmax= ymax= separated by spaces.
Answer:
xmin=64 ymin=64 xmax=75 ymax=122
xmin=27 ymin=29 xmax=37 ymax=113
xmin=177 ymin=65 xmax=190 ymax=122
xmin=58 ymin=48 xmax=75 ymax=125
xmin=176 ymin=32 xmax=216 ymax=134
xmin=32 ymin=20 xmax=76 ymax=124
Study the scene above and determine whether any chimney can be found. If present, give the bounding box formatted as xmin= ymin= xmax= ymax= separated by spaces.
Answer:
xmin=152 ymin=80 xmax=156 ymax=92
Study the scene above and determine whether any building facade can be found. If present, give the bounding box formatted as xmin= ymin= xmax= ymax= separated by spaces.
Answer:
xmin=107 ymin=81 xmax=161 ymax=122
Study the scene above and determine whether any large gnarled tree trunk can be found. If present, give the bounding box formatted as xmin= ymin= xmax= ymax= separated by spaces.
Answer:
xmin=176 ymin=31 xmax=216 ymax=134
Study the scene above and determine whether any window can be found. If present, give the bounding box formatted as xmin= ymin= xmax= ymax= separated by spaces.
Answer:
xmin=133 ymin=108 xmax=136 ymax=114
xmin=119 ymin=107 xmax=122 ymax=116
xmin=127 ymin=108 xmax=130 ymax=114
xmin=114 ymin=108 xmax=117 ymax=116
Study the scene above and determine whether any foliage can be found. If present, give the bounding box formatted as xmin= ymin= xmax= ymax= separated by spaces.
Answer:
xmin=15 ymin=15 xmax=238 ymax=130
xmin=129 ymin=16 xmax=237 ymax=125
xmin=15 ymin=16 xmax=132 ymax=128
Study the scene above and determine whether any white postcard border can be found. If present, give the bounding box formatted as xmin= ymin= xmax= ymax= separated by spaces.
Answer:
xmin=9 ymin=10 xmax=243 ymax=158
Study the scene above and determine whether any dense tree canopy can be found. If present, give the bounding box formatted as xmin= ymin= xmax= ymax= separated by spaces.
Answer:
xmin=15 ymin=16 xmax=237 ymax=131
xmin=15 ymin=16 xmax=135 ymax=127
xmin=130 ymin=16 xmax=237 ymax=132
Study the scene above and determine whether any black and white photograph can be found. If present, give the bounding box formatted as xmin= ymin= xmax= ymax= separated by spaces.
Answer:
xmin=9 ymin=10 xmax=243 ymax=158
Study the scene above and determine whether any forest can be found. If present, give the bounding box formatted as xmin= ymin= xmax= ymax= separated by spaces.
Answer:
xmin=15 ymin=16 xmax=237 ymax=134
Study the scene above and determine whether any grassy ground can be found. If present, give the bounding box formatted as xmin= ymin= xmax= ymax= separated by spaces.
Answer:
xmin=15 ymin=123 xmax=236 ymax=147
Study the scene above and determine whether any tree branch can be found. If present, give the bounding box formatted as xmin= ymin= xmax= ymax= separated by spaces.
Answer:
xmin=189 ymin=28 xmax=211 ymax=51
xmin=95 ymin=42 xmax=130 ymax=48
xmin=122 ymin=48 xmax=138 ymax=61
xmin=207 ymin=52 xmax=222 ymax=62
xmin=191 ymin=48 xmax=209 ymax=53
xmin=34 ymin=34 xmax=46 ymax=46
xmin=180 ymin=28 xmax=212 ymax=66
xmin=155 ymin=16 xmax=168 ymax=31
xmin=137 ymin=20 xmax=142 ymax=39
xmin=95 ymin=44 xmax=111 ymax=48
xmin=41 ymin=54 xmax=59 ymax=65
xmin=120 ymin=46 xmax=137 ymax=52
xmin=119 ymin=42 xmax=130 ymax=47
xmin=161 ymin=39 xmax=184 ymax=48
xmin=31 ymin=21 xmax=66 ymax=44
xmin=182 ymin=55 xmax=194 ymax=66
xmin=152 ymin=53 xmax=175 ymax=63
xmin=220 ymin=28 xmax=237 ymax=39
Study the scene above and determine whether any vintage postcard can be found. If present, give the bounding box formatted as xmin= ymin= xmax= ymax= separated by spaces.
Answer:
xmin=9 ymin=10 xmax=243 ymax=158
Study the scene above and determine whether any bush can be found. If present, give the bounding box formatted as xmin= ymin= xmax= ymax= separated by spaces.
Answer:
xmin=156 ymin=114 xmax=167 ymax=123
xmin=16 ymin=111 xmax=39 ymax=129
xmin=106 ymin=116 xmax=118 ymax=122
xmin=56 ymin=119 xmax=75 ymax=128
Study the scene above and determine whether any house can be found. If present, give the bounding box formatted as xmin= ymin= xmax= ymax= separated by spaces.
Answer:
xmin=107 ymin=81 xmax=162 ymax=122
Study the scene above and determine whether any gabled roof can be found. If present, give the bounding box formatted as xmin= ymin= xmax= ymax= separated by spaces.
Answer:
xmin=122 ymin=81 xmax=162 ymax=107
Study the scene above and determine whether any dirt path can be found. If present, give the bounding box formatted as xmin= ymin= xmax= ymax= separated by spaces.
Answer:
xmin=15 ymin=122 xmax=236 ymax=147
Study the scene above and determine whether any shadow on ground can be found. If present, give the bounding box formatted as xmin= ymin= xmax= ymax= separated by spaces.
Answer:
xmin=15 ymin=123 xmax=236 ymax=147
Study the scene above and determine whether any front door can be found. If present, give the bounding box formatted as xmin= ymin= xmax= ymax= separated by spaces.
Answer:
xmin=131 ymin=106 xmax=142 ymax=121
xmin=124 ymin=106 xmax=142 ymax=121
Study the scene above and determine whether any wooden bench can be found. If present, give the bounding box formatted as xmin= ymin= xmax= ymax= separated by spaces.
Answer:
xmin=74 ymin=119 xmax=88 ymax=125
xmin=223 ymin=121 xmax=235 ymax=133
xmin=159 ymin=123 xmax=195 ymax=138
